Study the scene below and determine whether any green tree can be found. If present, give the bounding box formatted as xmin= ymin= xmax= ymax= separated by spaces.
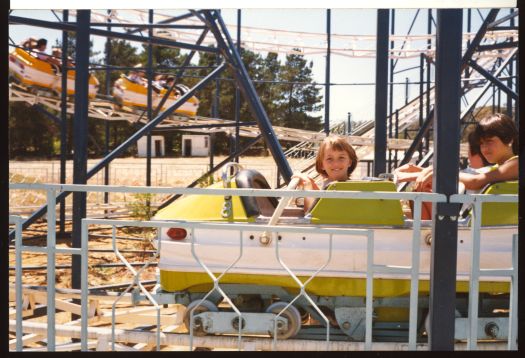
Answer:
xmin=279 ymin=52 xmax=323 ymax=131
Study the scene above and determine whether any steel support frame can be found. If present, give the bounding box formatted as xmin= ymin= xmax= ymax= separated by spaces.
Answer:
xmin=200 ymin=9 xmax=293 ymax=181
xmin=8 ymin=15 xmax=219 ymax=54
xmin=59 ymin=10 xmax=69 ymax=234
xmin=401 ymin=8 xmax=507 ymax=167
xmin=428 ymin=9 xmax=463 ymax=351
xmin=468 ymin=59 xmax=519 ymax=100
xmin=71 ymin=9 xmax=91 ymax=291
xmin=234 ymin=9 xmax=241 ymax=162
xmin=324 ymin=9 xmax=331 ymax=136
xmin=373 ymin=9 xmax=389 ymax=177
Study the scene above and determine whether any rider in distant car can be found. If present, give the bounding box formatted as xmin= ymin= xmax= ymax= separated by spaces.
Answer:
xmin=21 ymin=37 xmax=61 ymax=68
xmin=128 ymin=64 xmax=147 ymax=85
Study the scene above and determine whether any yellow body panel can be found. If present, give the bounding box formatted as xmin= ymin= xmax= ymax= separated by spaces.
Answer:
xmin=160 ymin=270 xmax=509 ymax=297
xmin=154 ymin=181 xmax=253 ymax=222
xmin=310 ymin=181 xmax=405 ymax=225
xmin=481 ymin=181 xmax=518 ymax=226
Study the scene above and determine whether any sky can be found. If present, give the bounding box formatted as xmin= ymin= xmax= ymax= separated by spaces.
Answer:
xmin=8 ymin=7 xmax=517 ymax=125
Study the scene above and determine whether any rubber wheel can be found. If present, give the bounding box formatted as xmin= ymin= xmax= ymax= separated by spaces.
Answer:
xmin=183 ymin=299 xmax=219 ymax=337
xmin=265 ymin=301 xmax=301 ymax=339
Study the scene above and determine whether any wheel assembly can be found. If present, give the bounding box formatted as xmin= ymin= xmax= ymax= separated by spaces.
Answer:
xmin=183 ymin=299 xmax=219 ymax=336
xmin=265 ymin=301 xmax=302 ymax=339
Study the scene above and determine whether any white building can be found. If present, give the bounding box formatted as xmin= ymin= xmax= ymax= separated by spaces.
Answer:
xmin=181 ymin=134 xmax=210 ymax=157
xmin=137 ymin=135 xmax=165 ymax=157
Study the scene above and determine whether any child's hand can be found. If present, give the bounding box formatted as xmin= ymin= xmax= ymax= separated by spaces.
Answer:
xmin=292 ymin=172 xmax=316 ymax=190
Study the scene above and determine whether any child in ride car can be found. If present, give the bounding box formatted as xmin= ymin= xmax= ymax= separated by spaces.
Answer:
xmin=293 ymin=135 xmax=358 ymax=213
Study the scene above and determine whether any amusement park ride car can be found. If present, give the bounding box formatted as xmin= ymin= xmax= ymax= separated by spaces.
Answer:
xmin=152 ymin=163 xmax=517 ymax=341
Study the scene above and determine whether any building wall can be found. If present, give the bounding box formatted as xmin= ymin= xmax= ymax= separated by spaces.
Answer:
xmin=181 ymin=134 xmax=209 ymax=157
xmin=137 ymin=135 xmax=165 ymax=157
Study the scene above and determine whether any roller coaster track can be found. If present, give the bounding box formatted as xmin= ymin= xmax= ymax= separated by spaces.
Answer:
xmin=9 ymin=83 xmax=418 ymax=150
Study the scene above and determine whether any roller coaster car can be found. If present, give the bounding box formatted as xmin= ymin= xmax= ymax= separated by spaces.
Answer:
xmin=152 ymin=164 xmax=517 ymax=341
xmin=8 ymin=47 xmax=99 ymax=98
xmin=112 ymin=75 xmax=200 ymax=116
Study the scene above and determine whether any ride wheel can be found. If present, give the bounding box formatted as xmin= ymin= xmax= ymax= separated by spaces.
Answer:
xmin=265 ymin=301 xmax=302 ymax=339
xmin=183 ymin=299 xmax=219 ymax=337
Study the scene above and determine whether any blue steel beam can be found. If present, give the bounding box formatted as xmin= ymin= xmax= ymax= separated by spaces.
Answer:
xmin=9 ymin=15 xmax=218 ymax=54
xmin=373 ymin=9 xmax=389 ymax=176
xmin=460 ymin=9 xmax=499 ymax=71
xmin=234 ymin=9 xmax=241 ymax=162
xmin=468 ymin=59 xmax=519 ymax=100
xmin=71 ymin=9 xmax=91 ymax=290
xmin=59 ymin=10 xmax=69 ymax=234
xmin=324 ymin=9 xmax=331 ymax=136
xmin=146 ymin=9 xmax=154 ymax=187
xmin=8 ymin=63 xmax=227 ymax=241
xmin=200 ymin=9 xmax=293 ymax=181
xmin=428 ymin=9 xmax=463 ymax=351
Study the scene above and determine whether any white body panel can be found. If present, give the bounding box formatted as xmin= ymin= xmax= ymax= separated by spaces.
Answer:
xmin=157 ymin=224 xmax=515 ymax=282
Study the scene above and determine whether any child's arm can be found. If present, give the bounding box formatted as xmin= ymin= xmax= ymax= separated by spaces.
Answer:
xmin=459 ymin=157 xmax=518 ymax=190
xmin=393 ymin=163 xmax=424 ymax=183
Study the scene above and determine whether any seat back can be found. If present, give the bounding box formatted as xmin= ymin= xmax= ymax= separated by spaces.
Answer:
xmin=480 ymin=181 xmax=518 ymax=226
xmin=309 ymin=181 xmax=404 ymax=225
xmin=235 ymin=169 xmax=278 ymax=217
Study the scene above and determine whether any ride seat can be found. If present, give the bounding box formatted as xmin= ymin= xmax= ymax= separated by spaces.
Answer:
xmin=235 ymin=169 xmax=278 ymax=217
xmin=309 ymin=181 xmax=405 ymax=225
xmin=476 ymin=181 xmax=517 ymax=226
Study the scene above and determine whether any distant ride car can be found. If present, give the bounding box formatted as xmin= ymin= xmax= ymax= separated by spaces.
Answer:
xmin=9 ymin=47 xmax=99 ymax=98
xmin=112 ymin=75 xmax=200 ymax=116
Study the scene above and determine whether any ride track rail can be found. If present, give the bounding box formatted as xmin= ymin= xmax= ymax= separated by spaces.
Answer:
xmin=8 ymin=82 xmax=419 ymax=149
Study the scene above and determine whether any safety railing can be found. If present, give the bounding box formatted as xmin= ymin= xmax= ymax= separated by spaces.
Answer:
xmin=450 ymin=193 xmax=518 ymax=351
xmin=8 ymin=182 xmax=517 ymax=351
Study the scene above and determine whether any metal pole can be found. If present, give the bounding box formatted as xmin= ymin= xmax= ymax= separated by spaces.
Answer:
xmin=405 ymin=77 xmax=409 ymax=105
xmin=234 ymin=9 xmax=241 ymax=162
xmin=388 ymin=9 xmax=395 ymax=124
xmin=104 ymin=10 xmax=111 ymax=209
xmin=324 ymin=9 xmax=331 ymax=135
xmin=506 ymin=9 xmax=514 ymax=117
xmin=373 ymin=9 xmax=389 ymax=177
xmin=59 ymin=10 xmax=69 ymax=235
xmin=428 ymin=8 xmax=462 ymax=351
xmin=419 ymin=54 xmax=424 ymax=129
xmin=71 ymin=9 xmax=91 ymax=292
xmin=146 ymin=9 xmax=153 ymax=187
xmin=425 ymin=10 xmax=432 ymax=154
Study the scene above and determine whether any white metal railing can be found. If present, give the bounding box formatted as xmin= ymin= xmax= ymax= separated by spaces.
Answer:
xmin=450 ymin=193 xmax=519 ymax=351
xmin=9 ymin=182 xmax=518 ymax=351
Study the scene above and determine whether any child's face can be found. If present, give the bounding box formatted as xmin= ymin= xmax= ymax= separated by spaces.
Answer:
xmin=321 ymin=147 xmax=352 ymax=182
xmin=479 ymin=136 xmax=513 ymax=164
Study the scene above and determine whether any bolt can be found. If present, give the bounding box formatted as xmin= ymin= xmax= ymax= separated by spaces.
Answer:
xmin=342 ymin=321 xmax=351 ymax=330
xmin=485 ymin=322 xmax=499 ymax=338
